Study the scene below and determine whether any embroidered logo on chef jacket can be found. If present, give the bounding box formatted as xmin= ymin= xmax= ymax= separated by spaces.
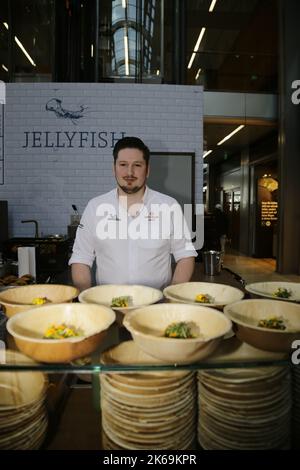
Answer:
xmin=107 ymin=214 xmax=121 ymax=221
xmin=144 ymin=211 xmax=159 ymax=221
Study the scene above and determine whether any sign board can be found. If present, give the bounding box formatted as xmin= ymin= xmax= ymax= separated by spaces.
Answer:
xmin=261 ymin=201 xmax=278 ymax=227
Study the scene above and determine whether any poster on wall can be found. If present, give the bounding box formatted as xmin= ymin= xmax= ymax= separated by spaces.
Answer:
xmin=259 ymin=176 xmax=278 ymax=227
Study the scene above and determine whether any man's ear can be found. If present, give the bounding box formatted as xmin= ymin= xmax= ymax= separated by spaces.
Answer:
xmin=146 ymin=163 xmax=150 ymax=178
xmin=113 ymin=163 xmax=116 ymax=177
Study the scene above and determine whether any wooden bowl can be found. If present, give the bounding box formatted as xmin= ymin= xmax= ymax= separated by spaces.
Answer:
xmin=224 ymin=299 xmax=300 ymax=352
xmin=245 ymin=282 xmax=300 ymax=302
xmin=0 ymin=284 xmax=79 ymax=317
xmin=123 ymin=303 xmax=232 ymax=364
xmin=0 ymin=351 xmax=47 ymax=409
xmin=79 ymin=284 xmax=163 ymax=314
xmin=163 ymin=282 xmax=244 ymax=308
xmin=6 ymin=303 xmax=115 ymax=363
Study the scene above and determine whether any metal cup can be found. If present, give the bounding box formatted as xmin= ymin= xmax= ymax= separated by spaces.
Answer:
xmin=203 ymin=250 xmax=222 ymax=276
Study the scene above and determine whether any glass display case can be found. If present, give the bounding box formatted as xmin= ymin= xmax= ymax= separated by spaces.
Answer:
xmin=0 ymin=268 xmax=298 ymax=450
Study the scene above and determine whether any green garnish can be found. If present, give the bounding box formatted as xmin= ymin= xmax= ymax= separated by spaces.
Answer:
xmin=164 ymin=321 xmax=196 ymax=339
xmin=273 ymin=288 xmax=292 ymax=299
xmin=43 ymin=324 xmax=83 ymax=339
xmin=111 ymin=296 xmax=132 ymax=308
xmin=258 ymin=317 xmax=286 ymax=330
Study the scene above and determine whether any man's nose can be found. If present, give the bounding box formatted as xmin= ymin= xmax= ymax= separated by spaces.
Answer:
xmin=127 ymin=166 xmax=135 ymax=176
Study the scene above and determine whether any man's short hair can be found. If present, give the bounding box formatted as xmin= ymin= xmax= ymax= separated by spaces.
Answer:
xmin=113 ymin=136 xmax=150 ymax=164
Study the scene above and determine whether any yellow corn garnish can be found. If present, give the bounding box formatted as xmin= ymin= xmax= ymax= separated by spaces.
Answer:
xmin=164 ymin=321 xmax=197 ymax=339
xmin=43 ymin=323 xmax=83 ymax=339
xmin=195 ymin=293 xmax=210 ymax=303
xmin=32 ymin=297 xmax=50 ymax=305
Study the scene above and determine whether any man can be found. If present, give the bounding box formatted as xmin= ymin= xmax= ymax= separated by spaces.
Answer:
xmin=214 ymin=204 xmax=228 ymax=253
xmin=70 ymin=136 xmax=197 ymax=292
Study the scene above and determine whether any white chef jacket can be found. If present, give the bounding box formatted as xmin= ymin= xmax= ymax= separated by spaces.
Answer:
xmin=69 ymin=187 xmax=197 ymax=289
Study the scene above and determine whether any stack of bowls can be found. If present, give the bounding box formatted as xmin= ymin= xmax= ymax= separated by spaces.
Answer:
xmin=292 ymin=366 xmax=300 ymax=448
xmin=197 ymin=367 xmax=291 ymax=450
xmin=0 ymin=351 xmax=48 ymax=449
xmin=100 ymin=341 xmax=197 ymax=450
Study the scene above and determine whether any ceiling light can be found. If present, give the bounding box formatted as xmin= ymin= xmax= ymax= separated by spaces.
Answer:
xmin=2 ymin=22 xmax=36 ymax=67
xmin=217 ymin=125 xmax=245 ymax=146
xmin=203 ymin=150 xmax=212 ymax=158
xmin=2 ymin=64 xmax=8 ymax=72
xmin=14 ymin=36 xmax=36 ymax=67
xmin=91 ymin=44 xmax=94 ymax=58
xmin=187 ymin=1 xmax=216 ymax=69
xmin=124 ymin=34 xmax=129 ymax=75
xmin=188 ymin=53 xmax=196 ymax=70
xmin=156 ymin=69 xmax=160 ymax=75
xmin=209 ymin=0 xmax=217 ymax=12
xmin=188 ymin=27 xmax=206 ymax=69
xmin=195 ymin=68 xmax=202 ymax=80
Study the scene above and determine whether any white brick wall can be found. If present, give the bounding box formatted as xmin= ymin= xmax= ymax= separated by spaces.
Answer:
xmin=0 ymin=83 xmax=203 ymax=237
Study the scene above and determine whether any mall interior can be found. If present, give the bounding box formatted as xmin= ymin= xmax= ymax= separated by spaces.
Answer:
xmin=1 ymin=0 xmax=299 ymax=276
xmin=0 ymin=0 xmax=300 ymax=451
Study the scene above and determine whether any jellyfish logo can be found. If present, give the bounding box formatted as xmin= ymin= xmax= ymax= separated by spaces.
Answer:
xmin=45 ymin=98 xmax=87 ymax=124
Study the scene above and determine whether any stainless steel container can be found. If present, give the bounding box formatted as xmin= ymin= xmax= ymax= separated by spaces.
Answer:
xmin=203 ymin=250 xmax=222 ymax=276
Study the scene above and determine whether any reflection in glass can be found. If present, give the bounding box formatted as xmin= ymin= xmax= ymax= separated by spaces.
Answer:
xmin=100 ymin=0 xmax=161 ymax=80
xmin=12 ymin=0 xmax=54 ymax=82
xmin=0 ymin=2 xmax=9 ymax=82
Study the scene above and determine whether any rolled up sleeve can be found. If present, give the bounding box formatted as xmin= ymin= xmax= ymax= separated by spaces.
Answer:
xmin=170 ymin=204 xmax=197 ymax=262
xmin=69 ymin=202 xmax=95 ymax=267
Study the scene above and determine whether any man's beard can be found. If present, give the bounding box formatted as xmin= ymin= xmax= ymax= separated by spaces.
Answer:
xmin=117 ymin=179 xmax=146 ymax=194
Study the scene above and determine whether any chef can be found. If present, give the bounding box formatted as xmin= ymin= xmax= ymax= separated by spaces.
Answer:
xmin=69 ymin=136 xmax=197 ymax=291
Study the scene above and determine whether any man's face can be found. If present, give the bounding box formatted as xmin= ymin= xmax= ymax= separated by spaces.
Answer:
xmin=114 ymin=148 xmax=149 ymax=194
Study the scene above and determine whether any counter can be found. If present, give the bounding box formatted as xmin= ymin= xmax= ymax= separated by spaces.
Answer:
xmin=0 ymin=265 xmax=298 ymax=450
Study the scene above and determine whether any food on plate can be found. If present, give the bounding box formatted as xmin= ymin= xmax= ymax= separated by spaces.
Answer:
xmin=257 ymin=316 xmax=286 ymax=330
xmin=43 ymin=323 xmax=83 ymax=339
xmin=273 ymin=287 xmax=292 ymax=299
xmin=0 ymin=274 xmax=35 ymax=286
xmin=195 ymin=293 xmax=211 ymax=303
xmin=32 ymin=297 xmax=51 ymax=305
xmin=164 ymin=321 xmax=201 ymax=339
xmin=111 ymin=296 xmax=132 ymax=308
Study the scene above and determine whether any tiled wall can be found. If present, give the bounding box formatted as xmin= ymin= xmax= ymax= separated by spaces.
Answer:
xmin=0 ymin=83 xmax=203 ymax=237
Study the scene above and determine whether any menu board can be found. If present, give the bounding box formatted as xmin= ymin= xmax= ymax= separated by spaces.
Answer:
xmin=261 ymin=201 xmax=278 ymax=227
